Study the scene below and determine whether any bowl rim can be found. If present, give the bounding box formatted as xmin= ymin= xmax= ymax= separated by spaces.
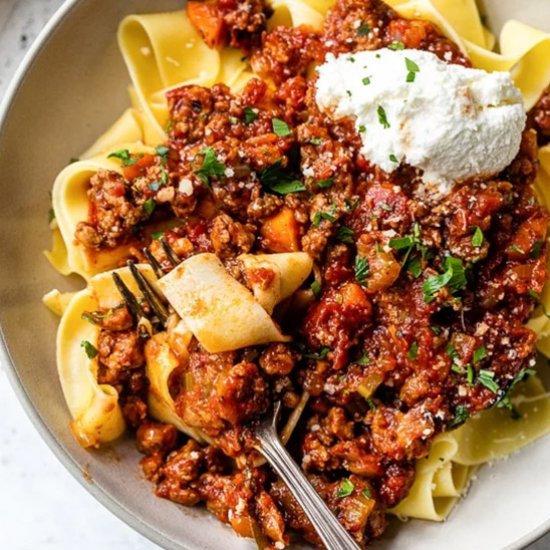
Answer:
xmin=0 ymin=1 xmax=550 ymax=549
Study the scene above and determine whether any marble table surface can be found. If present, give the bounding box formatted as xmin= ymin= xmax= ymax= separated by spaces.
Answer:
xmin=0 ymin=1 xmax=548 ymax=550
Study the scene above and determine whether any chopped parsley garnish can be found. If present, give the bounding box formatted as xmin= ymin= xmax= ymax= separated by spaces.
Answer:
xmin=243 ymin=106 xmax=257 ymax=124
xmin=143 ymin=198 xmax=156 ymax=217
xmin=272 ymin=118 xmax=292 ymax=137
xmin=313 ymin=206 xmax=337 ymax=227
xmin=408 ymin=341 xmax=419 ymax=360
xmin=258 ymin=160 xmax=305 ymax=195
xmin=466 ymin=364 xmax=475 ymax=385
xmin=377 ymin=105 xmax=390 ymax=129
xmin=108 ymin=149 xmax=139 ymax=167
xmin=151 ymin=231 xmax=163 ymax=240
xmin=310 ymin=137 xmax=323 ymax=145
xmin=362 ymin=488 xmax=372 ymax=499
xmin=531 ymin=240 xmax=544 ymax=259
xmin=348 ymin=57 xmax=356 ymax=63
xmin=509 ymin=243 xmax=525 ymax=255
xmin=346 ymin=90 xmax=352 ymax=98
xmin=194 ymin=147 xmax=225 ymax=187
xmin=357 ymin=22 xmax=371 ymax=36
xmin=355 ymin=256 xmax=370 ymax=286
xmin=310 ymin=280 xmax=321 ymax=296
xmin=388 ymin=40 xmax=405 ymax=50
xmin=337 ymin=479 xmax=355 ymax=498
xmin=471 ymin=226 xmax=484 ymax=248
xmin=358 ymin=124 xmax=367 ymax=133
xmin=317 ymin=178 xmax=334 ymax=188
xmin=155 ymin=145 xmax=169 ymax=162
xmin=430 ymin=326 xmax=441 ymax=336
xmin=478 ymin=369 xmax=499 ymax=393
xmin=445 ymin=344 xmax=459 ymax=361
xmin=81 ymin=340 xmax=98 ymax=359
xmin=390 ymin=235 xmax=415 ymax=251
xmin=355 ymin=354 xmax=370 ymax=366
xmin=405 ymin=57 xmax=420 ymax=82
xmin=362 ymin=76 xmax=371 ymax=86
xmin=405 ymin=255 xmax=422 ymax=278
xmin=423 ymin=256 xmax=467 ymax=303
xmin=473 ymin=346 xmax=487 ymax=364
xmin=495 ymin=367 xmax=535 ymax=417
xmin=270 ymin=180 xmax=306 ymax=194
xmin=449 ymin=405 xmax=469 ymax=428
xmin=337 ymin=226 xmax=355 ymax=244
xmin=389 ymin=154 xmax=399 ymax=163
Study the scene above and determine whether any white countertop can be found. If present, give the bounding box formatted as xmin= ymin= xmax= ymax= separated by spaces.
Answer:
xmin=0 ymin=2 xmax=548 ymax=550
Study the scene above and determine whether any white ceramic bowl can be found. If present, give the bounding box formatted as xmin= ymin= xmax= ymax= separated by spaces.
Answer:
xmin=1 ymin=1 xmax=549 ymax=549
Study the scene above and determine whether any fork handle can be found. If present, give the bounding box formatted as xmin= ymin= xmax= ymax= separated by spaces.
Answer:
xmin=256 ymin=431 xmax=362 ymax=550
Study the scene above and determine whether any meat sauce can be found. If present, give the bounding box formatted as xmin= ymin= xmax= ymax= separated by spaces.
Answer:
xmin=78 ymin=1 xmax=549 ymax=547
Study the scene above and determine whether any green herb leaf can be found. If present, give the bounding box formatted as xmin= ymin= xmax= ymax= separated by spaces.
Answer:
xmin=310 ymin=137 xmax=323 ymax=145
xmin=357 ymin=23 xmax=371 ymax=36
xmin=244 ymin=106 xmax=258 ymax=124
xmin=430 ymin=325 xmax=441 ymax=335
xmin=313 ymin=206 xmax=337 ymax=227
xmin=155 ymin=145 xmax=170 ymax=161
xmin=405 ymin=255 xmax=422 ymax=278
xmin=148 ymin=181 xmax=162 ymax=192
xmin=355 ymin=256 xmax=370 ymax=285
xmin=272 ymin=118 xmax=292 ymax=137
xmin=445 ymin=344 xmax=459 ymax=361
xmin=143 ymin=198 xmax=156 ymax=217
xmin=472 ymin=226 xmax=484 ymax=248
xmin=390 ymin=235 xmax=415 ymax=251
xmin=466 ymin=364 xmax=475 ymax=384
xmin=302 ymin=346 xmax=331 ymax=360
xmin=362 ymin=488 xmax=372 ymax=499
xmin=311 ymin=280 xmax=321 ymax=296
xmin=389 ymin=154 xmax=399 ymax=163
xmin=271 ymin=180 xmax=306 ymax=194
xmin=388 ymin=41 xmax=405 ymax=50
xmin=194 ymin=147 xmax=225 ymax=187
xmin=408 ymin=341 xmax=418 ymax=360
xmin=337 ymin=226 xmax=355 ymax=244
xmin=478 ymin=369 xmax=499 ymax=393
xmin=358 ymin=124 xmax=367 ymax=133
xmin=362 ymin=76 xmax=371 ymax=86
xmin=449 ymin=405 xmax=469 ymax=428
xmin=377 ymin=105 xmax=390 ymax=129
xmin=337 ymin=479 xmax=355 ymax=498
xmin=405 ymin=57 xmax=419 ymax=72
xmin=318 ymin=178 xmax=334 ymax=188
xmin=531 ymin=240 xmax=544 ymax=259
xmin=81 ymin=340 xmax=98 ymax=359
xmin=423 ymin=256 xmax=466 ymax=303
xmin=355 ymin=354 xmax=370 ymax=366
xmin=108 ymin=149 xmax=139 ymax=167
xmin=510 ymin=243 xmax=525 ymax=255
xmin=151 ymin=231 xmax=163 ymax=240
xmin=473 ymin=346 xmax=487 ymax=365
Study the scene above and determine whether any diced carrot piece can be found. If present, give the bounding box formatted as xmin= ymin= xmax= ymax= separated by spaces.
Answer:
xmin=261 ymin=207 xmax=301 ymax=252
xmin=187 ymin=1 xmax=224 ymax=48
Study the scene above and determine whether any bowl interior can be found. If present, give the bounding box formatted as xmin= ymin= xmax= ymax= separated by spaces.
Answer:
xmin=1 ymin=1 xmax=549 ymax=549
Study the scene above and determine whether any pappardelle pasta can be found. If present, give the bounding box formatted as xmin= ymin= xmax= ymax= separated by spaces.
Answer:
xmin=45 ymin=0 xmax=550 ymax=547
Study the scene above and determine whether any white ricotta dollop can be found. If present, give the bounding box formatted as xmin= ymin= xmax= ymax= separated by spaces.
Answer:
xmin=315 ymin=49 xmax=526 ymax=190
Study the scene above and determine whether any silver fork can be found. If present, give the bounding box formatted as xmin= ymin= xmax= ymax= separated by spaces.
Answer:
xmin=115 ymin=249 xmax=362 ymax=550
xmin=254 ymin=402 xmax=362 ymax=550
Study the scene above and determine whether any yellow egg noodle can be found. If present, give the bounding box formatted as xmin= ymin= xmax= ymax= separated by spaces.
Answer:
xmin=43 ymin=0 xmax=550 ymax=527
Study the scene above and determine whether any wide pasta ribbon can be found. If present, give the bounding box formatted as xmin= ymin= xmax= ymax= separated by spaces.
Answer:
xmin=117 ymin=12 xmax=254 ymax=145
xmin=46 ymin=143 xmax=155 ymax=280
xmin=157 ymin=252 xmax=313 ymax=353
xmin=390 ymin=372 xmax=550 ymax=521
xmin=57 ymin=265 xmax=156 ymax=447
